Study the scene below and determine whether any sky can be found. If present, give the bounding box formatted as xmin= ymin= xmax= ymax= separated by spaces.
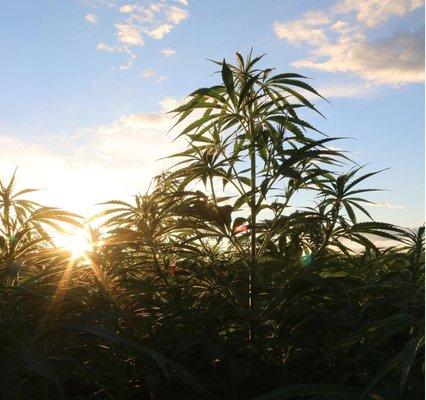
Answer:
xmin=0 ymin=0 xmax=424 ymax=227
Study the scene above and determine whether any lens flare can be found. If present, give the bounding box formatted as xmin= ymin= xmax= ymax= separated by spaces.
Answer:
xmin=53 ymin=230 xmax=91 ymax=259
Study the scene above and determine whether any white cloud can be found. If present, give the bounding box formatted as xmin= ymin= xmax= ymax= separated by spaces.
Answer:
xmin=166 ymin=6 xmax=189 ymax=24
xmin=146 ymin=24 xmax=173 ymax=39
xmin=80 ymin=0 xmax=190 ymax=70
xmin=340 ymin=236 xmax=401 ymax=251
xmin=156 ymin=75 xmax=167 ymax=83
xmin=96 ymin=42 xmax=115 ymax=52
xmin=150 ymin=3 xmax=163 ymax=13
xmin=97 ymin=41 xmax=137 ymax=71
xmin=0 ymin=99 xmax=184 ymax=216
xmin=368 ymin=201 xmax=406 ymax=210
xmin=89 ymin=113 xmax=175 ymax=166
xmin=291 ymin=28 xmax=424 ymax=85
xmin=316 ymin=82 xmax=376 ymax=98
xmin=274 ymin=11 xmax=330 ymax=45
xmin=274 ymin=0 xmax=425 ymax=87
xmin=159 ymin=96 xmax=182 ymax=111
xmin=85 ymin=13 xmax=98 ymax=24
xmin=161 ymin=48 xmax=177 ymax=57
xmin=117 ymin=58 xmax=134 ymax=71
xmin=335 ymin=0 xmax=423 ymax=28
xmin=115 ymin=22 xmax=144 ymax=46
xmin=119 ymin=4 xmax=136 ymax=14
xmin=140 ymin=68 xmax=157 ymax=78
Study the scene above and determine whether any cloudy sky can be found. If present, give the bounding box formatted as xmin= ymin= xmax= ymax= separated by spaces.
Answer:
xmin=0 ymin=0 xmax=424 ymax=226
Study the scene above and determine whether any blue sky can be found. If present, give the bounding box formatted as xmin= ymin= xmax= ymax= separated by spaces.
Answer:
xmin=0 ymin=0 xmax=424 ymax=227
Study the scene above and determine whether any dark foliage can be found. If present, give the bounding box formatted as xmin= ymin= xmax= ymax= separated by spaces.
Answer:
xmin=0 ymin=53 xmax=424 ymax=400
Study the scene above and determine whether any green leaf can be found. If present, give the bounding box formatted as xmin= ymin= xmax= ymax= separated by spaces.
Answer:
xmin=222 ymin=60 xmax=237 ymax=106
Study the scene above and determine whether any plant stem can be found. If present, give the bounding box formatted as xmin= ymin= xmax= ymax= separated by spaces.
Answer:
xmin=151 ymin=247 xmax=168 ymax=285
xmin=249 ymin=136 xmax=257 ymax=340
xmin=209 ymin=175 xmax=218 ymax=205
xmin=317 ymin=202 xmax=340 ymax=255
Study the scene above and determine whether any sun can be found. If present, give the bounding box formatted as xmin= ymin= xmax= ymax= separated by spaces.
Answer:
xmin=53 ymin=230 xmax=92 ymax=260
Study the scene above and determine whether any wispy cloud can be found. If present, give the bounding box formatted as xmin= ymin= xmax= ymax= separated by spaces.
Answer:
xmin=146 ymin=24 xmax=173 ymax=39
xmin=161 ymin=48 xmax=177 ymax=57
xmin=140 ymin=68 xmax=157 ymax=78
xmin=316 ymin=82 xmax=378 ymax=98
xmin=83 ymin=0 xmax=189 ymax=69
xmin=117 ymin=56 xmax=136 ymax=71
xmin=118 ymin=4 xmax=136 ymax=14
xmin=274 ymin=11 xmax=330 ymax=45
xmin=96 ymin=40 xmax=137 ymax=71
xmin=115 ymin=22 xmax=144 ymax=46
xmin=84 ymin=13 xmax=98 ymax=24
xmin=96 ymin=42 xmax=115 ymax=52
xmin=0 ymin=98 xmax=184 ymax=215
xmin=368 ymin=201 xmax=406 ymax=210
xmin=274 ymin=0 xmax=424 ymax=87
xmin=166 ymin=6 xmax=189 ymax=24
xmin=334 ymin=0 xmax=423 ymax=28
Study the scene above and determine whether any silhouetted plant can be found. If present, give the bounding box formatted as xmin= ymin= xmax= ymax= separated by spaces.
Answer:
xmin=0 ymin=52 xmax=423 ymax=400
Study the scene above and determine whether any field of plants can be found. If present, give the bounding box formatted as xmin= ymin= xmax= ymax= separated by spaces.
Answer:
xmin=0 ymin=53 xmax=424 ymax=399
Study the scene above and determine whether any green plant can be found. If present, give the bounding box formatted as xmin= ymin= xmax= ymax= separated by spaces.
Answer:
xmin=0 ymin=52 xmax=423 ymax=400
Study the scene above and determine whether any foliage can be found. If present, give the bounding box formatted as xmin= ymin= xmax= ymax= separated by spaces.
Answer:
xmin=0 ymin=53 xmax=423 ymax=400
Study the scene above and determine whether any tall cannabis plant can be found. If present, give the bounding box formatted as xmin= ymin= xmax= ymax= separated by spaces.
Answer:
xmin=168 ymin=52 xmax=342 ymax=338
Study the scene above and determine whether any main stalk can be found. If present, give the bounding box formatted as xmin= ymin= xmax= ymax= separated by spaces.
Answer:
xmin=249 ymin=137 xmax=257 ymax=340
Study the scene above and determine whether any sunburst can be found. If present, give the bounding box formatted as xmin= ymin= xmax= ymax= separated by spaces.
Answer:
xmin=53 ymin=229 xmax=92 ymax=260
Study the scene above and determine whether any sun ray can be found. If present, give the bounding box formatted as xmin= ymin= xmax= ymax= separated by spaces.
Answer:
xmin=52 ymin=229 xmax=92 ymax=260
